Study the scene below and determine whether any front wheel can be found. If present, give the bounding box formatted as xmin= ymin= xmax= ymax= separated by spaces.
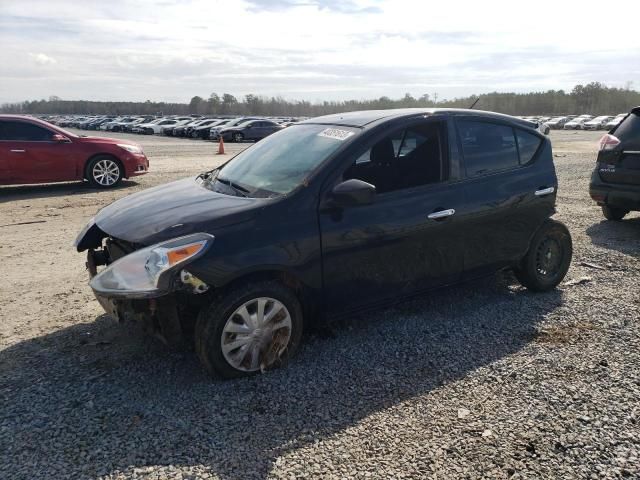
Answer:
xmin=601 ymin=205 xmax=628 ymax=221
xmin=195 ymin=281 xmax=304 ymax=378
xmin=514 ymin=220 xmax=572 ymax=292
xmin=86 ymin=156 xmax=123 ymax=188
xmin=233 ymin=132 xmax=244 ymax=143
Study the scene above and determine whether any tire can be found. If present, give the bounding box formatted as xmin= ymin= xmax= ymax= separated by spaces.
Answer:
xmin=195 ymin=281 xmax=304 ymax=378
xmin=233 ymin=132 xmax=244 ymax=143
xmin=601 ymin=205 xmax=628 ymax=221
xmin=191 ymin=130 xmax=199 ymax=138
xmin=514 ymin=219 xmax=572 ymax=292
xmin=86 ymin=156 xmax=123 ymax=188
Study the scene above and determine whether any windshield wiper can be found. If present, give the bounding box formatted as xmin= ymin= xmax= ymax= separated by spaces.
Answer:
xmin=196 ymin=168 xmax=220 ymax=182
xmin=216 ymin=176 xmax=250 ymax=197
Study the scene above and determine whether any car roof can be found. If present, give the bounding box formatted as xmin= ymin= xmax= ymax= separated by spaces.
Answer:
xmin=300 ymin=108 xmax=537 ymax=129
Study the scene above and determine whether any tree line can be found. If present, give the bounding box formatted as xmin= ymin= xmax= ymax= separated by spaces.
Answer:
xmin=2 ymin=82 xmax=638 ymax=117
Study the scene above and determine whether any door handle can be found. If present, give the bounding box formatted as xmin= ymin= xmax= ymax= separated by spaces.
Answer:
xmin=10 ymin=149 xmax=26 ymax=153
xmin=428 ymin=208 xmax=455 ymax=220
xmin=534 ymin=187 xmax=555 ymax=196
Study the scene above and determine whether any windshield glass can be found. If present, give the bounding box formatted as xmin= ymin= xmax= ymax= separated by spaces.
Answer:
xmin=211 ymin=124 xmax=359 ymax=197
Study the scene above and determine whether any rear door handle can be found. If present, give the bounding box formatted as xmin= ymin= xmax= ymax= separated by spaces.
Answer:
xmin=10 ymin=149 xmax=26 ymax=153
xmin=534 ymin=187 xmax=555 ymax=196
xmin=428 ymin=208 xmax=455 ymax=220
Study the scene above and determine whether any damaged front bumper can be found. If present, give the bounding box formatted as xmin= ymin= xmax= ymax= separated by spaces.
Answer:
xmin=83 ymin=233 xmax=214 ymax=346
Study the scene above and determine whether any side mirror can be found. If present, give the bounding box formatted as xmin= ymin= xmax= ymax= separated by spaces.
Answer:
xmin=331 ymin=179 xmax=376 ymax=207
xmin=52 ymin=133 xmax=69 ymax=143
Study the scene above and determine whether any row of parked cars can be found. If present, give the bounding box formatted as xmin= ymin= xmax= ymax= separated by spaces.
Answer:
xmin=45 ymin=114 xmax=305 ymax=143
xmin=519 ymin=114 xmax=627 ymax=131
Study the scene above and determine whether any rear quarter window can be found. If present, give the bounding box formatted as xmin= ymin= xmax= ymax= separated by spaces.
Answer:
xmin=516 ymin=129 xmax=543 ymax=164
xmin=612 ymin=113 xmax=640 ymax=144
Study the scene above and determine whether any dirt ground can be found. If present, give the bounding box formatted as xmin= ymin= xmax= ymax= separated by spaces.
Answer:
xmin=1 ymin=129 xmax=639 ymax=479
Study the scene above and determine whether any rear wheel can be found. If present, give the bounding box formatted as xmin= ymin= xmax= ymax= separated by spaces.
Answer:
xmin=601 ymin=205 xmax=628 ymax=221
xmin=195 ymin=281 xmax=303 ymax=378
xmin=514 ymin=220 xmax=572 ymax=292
xmin=86 ymin=156 xmax=123 ymax=188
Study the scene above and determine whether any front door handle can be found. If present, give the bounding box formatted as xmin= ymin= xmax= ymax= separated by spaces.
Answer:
xmin=10 ymin=149 xmax=26 ymax=153
xmin=428 ymin=208 xmax=455 ymax=220
xmin=534 ymin=187 xmax=555 ymax=196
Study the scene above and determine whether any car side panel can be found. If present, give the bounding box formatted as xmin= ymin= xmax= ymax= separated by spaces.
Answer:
xmin=186 ymin=195 xmax=324 ymax=293
xmin=12 ymin=140 xmax=80 ymax=183
xmin=461 ymin=139 xmax=557 ymax=275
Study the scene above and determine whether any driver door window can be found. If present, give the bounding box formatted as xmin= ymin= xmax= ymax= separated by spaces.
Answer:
xmin=344 ymin=121 xmax=446 ymax=193
xmin=0 ymin=121 xmax=54 ymax=141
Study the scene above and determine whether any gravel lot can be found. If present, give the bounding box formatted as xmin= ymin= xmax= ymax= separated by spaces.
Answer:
xmin=1 ymin=129 xmax=638 ymax=479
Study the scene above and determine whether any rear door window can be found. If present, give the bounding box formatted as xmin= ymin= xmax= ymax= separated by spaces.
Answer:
xmin=457 ymin=120 xmax=519 ymax=177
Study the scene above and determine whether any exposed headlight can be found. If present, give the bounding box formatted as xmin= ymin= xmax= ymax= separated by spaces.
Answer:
xmin=117 ymin=143 xmax=143 ymax=154
xmin=90 ymin=233 xmax=214 ymax=298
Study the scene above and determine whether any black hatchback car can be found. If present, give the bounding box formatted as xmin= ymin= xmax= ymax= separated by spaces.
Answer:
xmin=75 ymin=108 xmax=572 ymax=378
xmin=589 ymin=106 xmax=640 ymax=220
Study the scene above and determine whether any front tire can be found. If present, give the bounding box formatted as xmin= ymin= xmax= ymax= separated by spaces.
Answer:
xmin=195 ymin=281 xmax=304 ymax=378
xmin=86 ymin=156 xmax=123 ymax=188
xmin=514 ymin=219 xmax=572 ymax=292
xmin=601 ymin=205 xmax=628 ymax=221
xmin=233 ymin=132 xmax=244 ymax=143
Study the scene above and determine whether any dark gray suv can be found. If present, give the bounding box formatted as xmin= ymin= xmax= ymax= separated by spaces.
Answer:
xmin=589 ymin=106 xmax=640 ymax=220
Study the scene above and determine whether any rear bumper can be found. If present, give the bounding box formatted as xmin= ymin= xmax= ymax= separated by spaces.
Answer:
xmin=589 ymin=170 xmax=640 ymax=210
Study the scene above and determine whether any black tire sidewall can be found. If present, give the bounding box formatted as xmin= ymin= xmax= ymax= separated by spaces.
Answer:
xmin=516 ymin=220 xmax=572 ymax=292
xmin=195 ymin=281 xmax=304 ymax=378
xmin=86 ymin=156 xmax=123 ymax=189
xmin=602 ymin=205 xmax=628 ymax=221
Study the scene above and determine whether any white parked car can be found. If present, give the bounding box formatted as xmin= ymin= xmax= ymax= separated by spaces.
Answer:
xmin=546 ymin=117 xmax=570 ymax=129
xmin=604 ymin=114 xmax=627 ymax=130
xmin=564 ymin=117 xmax=590 ymax=130
xmin=583 ymin=116 xmax=613 ymax=130
xmin=132 ymin=119 xmax=180 ymax=135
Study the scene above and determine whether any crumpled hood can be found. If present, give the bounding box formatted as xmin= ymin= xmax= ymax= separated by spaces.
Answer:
xmin=94 ymin=177 xmax=264 ymax=245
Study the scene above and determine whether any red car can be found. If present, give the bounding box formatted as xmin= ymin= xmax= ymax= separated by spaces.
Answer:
xmin=0 ymin=115 xmax=149 ymax=188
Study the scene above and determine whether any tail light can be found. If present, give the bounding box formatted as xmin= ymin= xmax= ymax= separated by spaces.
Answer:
xmin=599 ymin=134 xmax=620 ymax=151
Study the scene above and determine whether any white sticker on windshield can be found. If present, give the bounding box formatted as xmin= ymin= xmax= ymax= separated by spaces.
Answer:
xmin=317 ymin=128 xmax=355 ymax=141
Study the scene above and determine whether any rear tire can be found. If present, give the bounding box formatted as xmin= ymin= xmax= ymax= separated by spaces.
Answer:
xmin=514 ymin=219 xmax=572 ymax=292
xmin=601 ymin=205 xmax=628 ymax=221
xmin=86 ymin=156 xmax=123 ymax=188
xmin=195 ymin=281 xmax=304 ymax=378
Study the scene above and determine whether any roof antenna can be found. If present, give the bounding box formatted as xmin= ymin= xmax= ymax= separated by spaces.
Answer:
xmin=469 ymin=97 xmax=480 ymax=109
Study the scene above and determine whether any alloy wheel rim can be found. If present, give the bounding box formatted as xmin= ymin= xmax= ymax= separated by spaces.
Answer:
xmin=221 ymin=297 xmax=292 ymax=372
xmin=92 ymin=159 xmax=120 ymax=186
xmin=234 ymin=133 xmax=243 ymax=142
xmin=535 ymin=237 xmax=562 ymax=278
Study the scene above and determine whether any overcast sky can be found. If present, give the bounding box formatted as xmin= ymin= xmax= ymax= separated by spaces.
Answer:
xmin=1 ymin=0 xmax=639 ymax=104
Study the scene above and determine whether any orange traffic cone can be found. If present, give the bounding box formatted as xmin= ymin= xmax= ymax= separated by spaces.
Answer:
xmin=217 ymin=136 xmax=225 ymax=155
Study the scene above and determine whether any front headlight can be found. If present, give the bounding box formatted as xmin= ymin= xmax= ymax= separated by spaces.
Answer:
xmin=90 ymin=233 xmax=214 ymax=298
xmin=117 ymin=143 xmax=143 ymax=154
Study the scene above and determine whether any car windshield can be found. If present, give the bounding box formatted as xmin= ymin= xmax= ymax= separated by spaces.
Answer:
xmin=203 ymin=124 xmax=359 ymax=197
